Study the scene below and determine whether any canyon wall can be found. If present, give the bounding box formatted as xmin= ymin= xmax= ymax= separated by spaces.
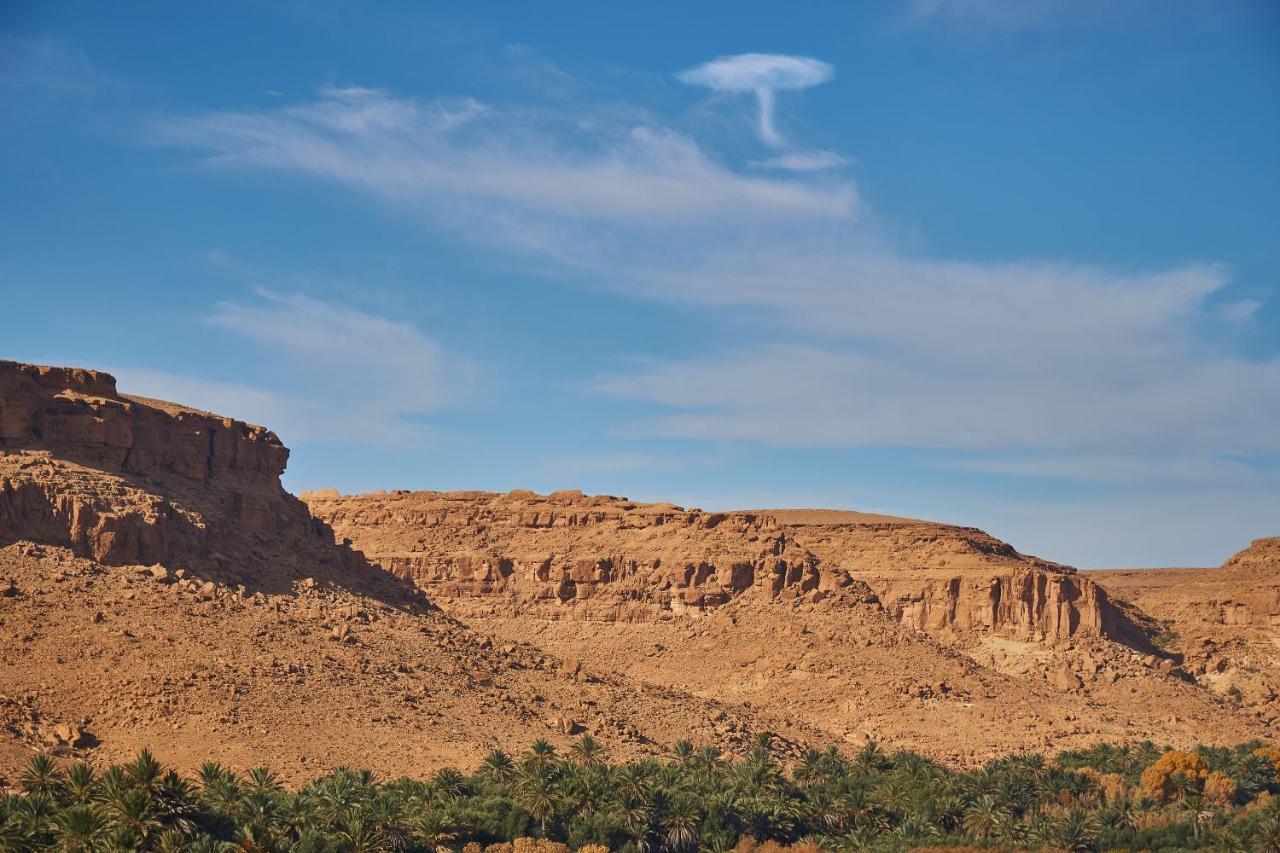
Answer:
xmin=307 ymin=491 xmax=1137 ymax=644
xmin=768 ymin=512 xmax=1131 ymax=642
xmin=303 ymin=489 xmax=876 ymax=621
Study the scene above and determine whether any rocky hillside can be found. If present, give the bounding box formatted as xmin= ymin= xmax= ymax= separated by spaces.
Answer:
xmin=305 ymin=488 xmax=1274 ymax=759
xmin=1090 ymin=535 xmax=1280 ymax=719
xmin=1223 ymin=536 xmax=1280 ymax=576
xmin=0 ymin=361 xmax=818 ymax=779
xmin=3 ymin=359 xmax=1271 ymax=776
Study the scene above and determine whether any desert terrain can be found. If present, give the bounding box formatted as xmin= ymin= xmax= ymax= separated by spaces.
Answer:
xmin=2 ymin=359 xmax=1278 ymax=785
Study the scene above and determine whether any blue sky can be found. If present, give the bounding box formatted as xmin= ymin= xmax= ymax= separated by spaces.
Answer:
xmin=2 ymin=1 xmax=1278 ymax=567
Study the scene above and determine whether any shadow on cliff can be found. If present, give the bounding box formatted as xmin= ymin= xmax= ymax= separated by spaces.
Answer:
xmin=0 ymin=454 xmax=435 ymax=615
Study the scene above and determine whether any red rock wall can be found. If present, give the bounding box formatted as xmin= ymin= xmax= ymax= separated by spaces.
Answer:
xmin=0 ymin=360 xmax=287 ymax=485
xmin=306 ymin=490 xmax=876 ymax=620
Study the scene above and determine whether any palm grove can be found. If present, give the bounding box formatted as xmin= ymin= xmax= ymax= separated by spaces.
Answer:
xmin=5 ymin=736 xmax=1280 ymax=851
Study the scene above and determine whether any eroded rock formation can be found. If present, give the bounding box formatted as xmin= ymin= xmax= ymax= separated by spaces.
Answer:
xmin=0 ymin=360 xmax=383 ymax=595
xmin=303 ymin=489 xmax=876 ymax=620
xmin=306 ymin=491 xmax=1137 ymax=644
xmin=766 ymin=510 xmax=1135 ymax=643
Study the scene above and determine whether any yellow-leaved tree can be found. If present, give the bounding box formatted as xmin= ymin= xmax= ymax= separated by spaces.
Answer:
xmin=1139 ymin=750 xmax=1208 ymax=803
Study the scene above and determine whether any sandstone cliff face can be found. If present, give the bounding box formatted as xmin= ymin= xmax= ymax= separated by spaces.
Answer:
xmin=306 ymin=491 xmax=1135 ymax=644
xmin=303 ymin=489 xmax=876 ymax=621
xmin=766 ymin=512 xmax=1129 ymax=643
xmin=0 ymin=361 xmax=375 ymax=594
xmin=0 ymin=361 xmax=287 ymax=485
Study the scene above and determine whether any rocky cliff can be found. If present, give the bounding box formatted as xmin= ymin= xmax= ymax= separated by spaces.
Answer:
xmin=767 ymin=510 xmax=1136 ymax=643
xmin=0 ymin=360 xmax=386 ymax=595
xmin=305 ymin=491 xmax=1137 ymax=644
xmin=302 ymin=489 xmax=876 ymax=621
xmin=1217 ymin=537 xmax=1280 ymax=627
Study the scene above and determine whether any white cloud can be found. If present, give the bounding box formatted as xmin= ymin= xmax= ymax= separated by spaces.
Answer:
xmin=115 ymin=291 xmax=466 ymax=447
xmin=679 ymin=53 xmax=834 ymax=147
xmin=751 ymin=149 xmax=851 ymax=172
xmin=150 ymin=86 xmax=854 ymax=235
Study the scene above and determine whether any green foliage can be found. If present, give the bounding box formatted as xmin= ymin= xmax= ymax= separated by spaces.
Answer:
xmin=2 ymin=740 xmax=1280 ymax=850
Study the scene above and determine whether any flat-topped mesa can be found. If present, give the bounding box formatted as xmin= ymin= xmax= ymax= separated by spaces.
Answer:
xmin=758 ymin=510 xmax=1133 ymax=643
xmin=303 ymin=489 xmax=875 ymax=620
xmin=0 ymin=361 xmax=384 ymax=595
xmin=0 ymin=359 xmax=287 ymax=485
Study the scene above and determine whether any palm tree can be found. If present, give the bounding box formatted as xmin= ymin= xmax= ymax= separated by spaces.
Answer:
xmin=478 ymin=749 xmax=515 ymax=785
xmin=124 ymin=749 xmax=163 ymax=793
xmin=333 ymin=815 xmax=393 ymax=853
xmin=20 ymin=754 xmax=67 ymax=799
xmin=793 ymin=749 xmax=827 ymax=790
xmin=660 ymin=795 xmax=701 ymax=851
xmin=570 ymin=735 xmax=608 ymax=769
xmin=615 ymin=799 xmax=653 ymax=852
xmin=102 ymin=786 xmax=162 ymax=846
xmin=671 ymin=740 xmax=695 ymax=767
xmin=856 ymin=740 xmax=887 ymax=773
xmin=613 ymin=765 xmax=652 ymax=804
xmin=525 ymin=739 xmax=558 ymax=771
xmin=961 ymin=794 xmax=1010 ymax=839
xmin=65 ymin=762 xmax=95 ymax=804
xmin=432 ymin=767 xmax=468 ymax=800
xmin=411 ymin=809 xmax=460 ymax=851
xmin=245 ymin=767 xmax=282 ymax=798
xmin=515 ymin=766 xmax=560 ymax=835
xmin=154 ymin=770 xmax=199 ymax=835
xmin=51 ymin=804 xmax=111 ymax=852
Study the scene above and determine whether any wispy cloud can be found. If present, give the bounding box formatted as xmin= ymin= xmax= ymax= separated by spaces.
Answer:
xmin=117 ymin=291 xmax=468 ymax=447
xmin=0 ymin=35 xmax=110 ymax=100
xmin=751 ymin=149 xmax=851 ymax=172
xmin=149 ymin=85 xmax=853 ymax=236
xmin=678 ymin=53 xmax=834 ymax=147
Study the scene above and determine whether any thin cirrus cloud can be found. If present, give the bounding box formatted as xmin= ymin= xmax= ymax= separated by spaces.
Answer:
xmin=678 ymin=53 xmax=834 ymax=147
xmin=149 ymin=85 xmax=854 ymax=231
xmin=116 ymin=290 xmax=462 ymax=447
xmin=147 ymin=69 xmax=1279 ymax=504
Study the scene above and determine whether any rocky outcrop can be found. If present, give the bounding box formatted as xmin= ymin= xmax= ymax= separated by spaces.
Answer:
xmin=1215 ymin=538 xmax=1280 ymax=627
xmin=767 ymin=512 xmax=1132 ymax=643
xmin=0 ymin=360 xmax=287 ymax=485
xmin=874 ymin=569 xmax=1121 ymax=641
xmin=306 ymin=490 xmax=1139 ymax=644
xmin=0 ymin=361 xmax=402 ymax=599
xmin=1223 ymin=537 xmax=1280 ymax=575
xmin=303 ymin=489 xmax=876 ymax=620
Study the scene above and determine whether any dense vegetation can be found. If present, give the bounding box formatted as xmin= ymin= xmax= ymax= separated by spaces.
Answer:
xmin=4 ymin=736 xmax=1280 ymax=851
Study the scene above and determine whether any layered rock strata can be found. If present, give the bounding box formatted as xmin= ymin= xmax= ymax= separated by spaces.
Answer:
xmin=303 ymin=489 xmax=875 ymax=620
xmin=0 ymin=360 xmax=391 ymax=597
xmin=767 ymin=510 xmax=1131 ymax=642
xmin=306 ymin=491 xmax=1134 ymax=643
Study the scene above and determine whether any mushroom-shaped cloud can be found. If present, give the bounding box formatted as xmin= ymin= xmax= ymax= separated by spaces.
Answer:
xmin=679 ymin=53 xmax=834 ymax=147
